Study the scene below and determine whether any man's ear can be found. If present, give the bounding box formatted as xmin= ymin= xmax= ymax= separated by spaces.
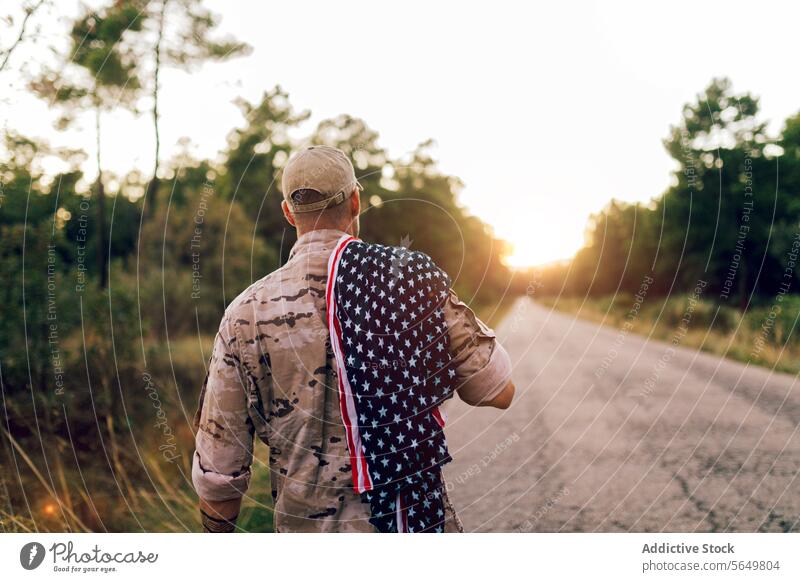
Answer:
xmin=350 ymin=189 xmax=361 ymax=216
xmin=281 ymin=200 xmax=297 ymax=227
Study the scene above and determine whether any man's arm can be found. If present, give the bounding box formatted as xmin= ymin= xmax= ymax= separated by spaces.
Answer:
xmin=192 ymin=316 xmax=254 ymax=532
xmin=442 ymin=290 xmax=515 ymax=410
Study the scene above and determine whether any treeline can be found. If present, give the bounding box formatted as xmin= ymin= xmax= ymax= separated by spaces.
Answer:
xmin=534 ymin=78 xmax=800 ymax=314
xmin=0 ymin=1 xmax=511 ymax=532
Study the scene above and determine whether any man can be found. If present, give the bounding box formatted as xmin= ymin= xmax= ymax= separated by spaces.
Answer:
xmin=192 ymin=145 xmax=515 ymax=533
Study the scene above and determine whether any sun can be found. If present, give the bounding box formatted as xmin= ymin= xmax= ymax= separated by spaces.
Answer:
xmin=498 ymin=217 xmax=585 ymax=268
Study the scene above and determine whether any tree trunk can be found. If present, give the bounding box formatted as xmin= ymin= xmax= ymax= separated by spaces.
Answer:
xmin=95 ymin=106 xmax=107 ymax=289
xmin=145 ymin=0 xmax=168 ymax=219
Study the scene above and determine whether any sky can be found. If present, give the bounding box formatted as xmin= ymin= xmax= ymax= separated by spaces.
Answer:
xmin=3 ymin=0 xmax=800 ymax=266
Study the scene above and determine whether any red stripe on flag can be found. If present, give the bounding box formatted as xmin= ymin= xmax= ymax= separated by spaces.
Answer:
xmin=326 ymin=235 xmax=373 ymax=494
xmin=431 ymin=406 xmax=446 ymax=428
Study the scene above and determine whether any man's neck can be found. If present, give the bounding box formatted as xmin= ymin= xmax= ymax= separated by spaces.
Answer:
xmin=296 ymin=223 xmax=357 ymax=239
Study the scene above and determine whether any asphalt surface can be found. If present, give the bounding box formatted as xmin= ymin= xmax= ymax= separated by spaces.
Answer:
xmin=442 ymin=297 xmax=800 ymax=532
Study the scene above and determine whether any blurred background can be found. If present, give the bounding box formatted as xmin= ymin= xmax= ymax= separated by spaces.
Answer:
xmin=1 ymin=0 xmax=799 ymax=532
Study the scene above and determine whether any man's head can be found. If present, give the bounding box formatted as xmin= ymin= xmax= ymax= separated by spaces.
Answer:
xmin=280 ymin=145 xmax=362 ymax=237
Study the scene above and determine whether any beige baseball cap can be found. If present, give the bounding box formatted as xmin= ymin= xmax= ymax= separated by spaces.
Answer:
xmin=281 ymin=145 xmax=362 ymax=213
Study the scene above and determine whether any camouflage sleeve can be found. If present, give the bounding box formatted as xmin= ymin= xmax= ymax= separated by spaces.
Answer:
xmin=443 ymin=290 xmax=513 ymax=405
xmin=192 ymin=315 xmax=254 ymax=501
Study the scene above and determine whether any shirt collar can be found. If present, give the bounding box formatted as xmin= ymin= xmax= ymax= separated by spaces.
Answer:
xmin=288 ymin=228 xmax=351 ymax=260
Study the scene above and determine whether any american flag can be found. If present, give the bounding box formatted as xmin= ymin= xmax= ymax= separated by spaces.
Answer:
xmin=326 ymin=235 xmax=456 ymax=532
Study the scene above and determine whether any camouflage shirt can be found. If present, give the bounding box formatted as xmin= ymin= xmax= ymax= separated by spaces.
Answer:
xmin=192 ymin=228 xmax=512 ymax=532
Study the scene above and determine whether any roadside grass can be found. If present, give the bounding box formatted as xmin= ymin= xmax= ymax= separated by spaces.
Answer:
xmin=538 ymin=293 xmax=800 ymax=376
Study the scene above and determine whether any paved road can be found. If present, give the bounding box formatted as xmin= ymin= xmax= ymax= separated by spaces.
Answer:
xmin=442 ymin=298 xmax=800 ymax=532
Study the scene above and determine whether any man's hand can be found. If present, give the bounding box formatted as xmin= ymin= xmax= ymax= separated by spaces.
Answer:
xmin=199 ymin=496 xmax=242 ymax=533
xmin=461 ymin=380 xmax=515 ymax=410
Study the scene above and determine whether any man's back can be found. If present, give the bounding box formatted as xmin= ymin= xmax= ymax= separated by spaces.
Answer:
xmin=193 ymin=228 xmax=512 ymax=532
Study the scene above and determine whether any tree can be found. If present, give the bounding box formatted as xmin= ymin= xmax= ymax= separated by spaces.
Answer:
xmin=553 ymin=78 xmax=784 ymax=308
xmin=30 ymin=2 xmax=145 ymax=288
xmin=141 ymin=0 xmax=249 ymax=218
xmin=0 ymin=0 xmax=49 ymax=73
xmin=660 ymin=77 xmax=775 ymax=307
xmin=221 ymin=86 xmax=310 ymax=264
xmin=139 ymin=157 xmax=276 ymax=337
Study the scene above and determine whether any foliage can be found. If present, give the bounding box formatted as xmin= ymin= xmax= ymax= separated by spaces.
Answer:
xmin=540 ymin=78 xmax=795 ymax=310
